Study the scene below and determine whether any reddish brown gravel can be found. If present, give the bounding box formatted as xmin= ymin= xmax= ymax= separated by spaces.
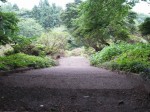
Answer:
xmin=0 ymin=56 xmax=150 ymax=112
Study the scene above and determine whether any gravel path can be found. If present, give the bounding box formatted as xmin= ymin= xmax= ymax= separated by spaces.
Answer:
xmin=0 ymin=56 xmax=150 ymax=112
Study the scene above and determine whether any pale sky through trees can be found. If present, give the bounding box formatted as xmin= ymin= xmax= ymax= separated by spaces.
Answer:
xmin=132 ymin=1 xmax=150 ymax=15
xmin=1 ymin=0 xmax=150 ymax=15
xmin=6 ymin=0 xmax=75 ymax=9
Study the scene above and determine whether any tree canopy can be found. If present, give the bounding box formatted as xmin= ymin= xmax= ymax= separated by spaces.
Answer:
xmin=62 ymin=0 xmax=131 ymax=51
xmin=31 ymin=0 xmax=62 ymax=29
xmin=0 ymin=0 xmax=6 ymax=2
xmin=61 ymin=0 xmax=82 ymax=29
xmin=139 ymin=17 xmax=150 ymax=36
xmin=0 ymin=12 xmax=19 ymax=44
xmin=18 ymin=18 xmax=44 ymax=37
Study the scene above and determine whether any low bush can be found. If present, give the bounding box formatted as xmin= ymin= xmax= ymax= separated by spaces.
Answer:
xmin=90 ymin=43 xmax=150 ymax=77
xmin=36 ymin=31 xmax=69 ymax=56
xmin=90 ymin=43 xmax=135 ymax=65
xmin=12 ymin=36 xmax=47 ymax=57
xmin=0 ymin=53 xmax=56 ymax=71
xmin=65 ymin=47 xmax=95 ymax=57
xmin=0 ymin=44 xmax=14 ymax=56
xmin=112 ymin=45 xmax=150 ymax=72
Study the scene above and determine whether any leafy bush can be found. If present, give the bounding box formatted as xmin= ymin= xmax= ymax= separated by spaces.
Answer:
xmin=139 ymin=17 xmax=150 ymax=36
xmin=65 ymin=47 xmax=95 ymax=57
xmin=12 ymin=36 xmax=46 ymax=57
xmin=90 ymin=43 xmax=150 ymax=77
xmin=18 ymin=18 xmax=44 ymax=37
xmin=13 ymin=36 xmax=33 ymax=53
xmin=0 ymin=12 xmax=19 ymax=45
xmin=0 ymin=44 xmax=14 ymax=56
xmin=36 ymin=31 xmax=69 ymax=55
xmin=90 ymin=43 xmax=135 ymax=65
xmin=4 ymin=49 xmax=14 ymax=56
xmin=112 ymin=44 xmax=150 ymax=73
xmin=0 ymin=53 xmax=55 ymax=71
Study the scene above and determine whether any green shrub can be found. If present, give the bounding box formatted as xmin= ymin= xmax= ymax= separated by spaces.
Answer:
xmin=0 ymin=44 xmax=14 ymax=56
xmin=13 ymin=36 xmax=33 ymax=53
xmin=4 ymin=49 xmax=14 ymax=56
xmin=112 ymin=44 xmax=150 ymax=73
xmin=90 ymin=43 xmax=150 ymax=77
xmin=0 ymin=53 xmax=56 ymax=71
xmin=65 ymin=47 xmax=95 ymax=57
xmin=90 ymin=43 xmax=134 ymax=65
xmin=12 ymin=36 xmax=47 ymax=57
xmin=36 ymin=31 xmax=69 ymax=55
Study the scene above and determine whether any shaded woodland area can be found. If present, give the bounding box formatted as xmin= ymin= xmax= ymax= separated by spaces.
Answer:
xmin=0 ymin=0 xmax=150 ymax=112
xmin=0 ymin=0 xmax=150 ymax=78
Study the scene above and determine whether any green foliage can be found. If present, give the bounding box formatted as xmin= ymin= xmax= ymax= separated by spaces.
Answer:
xmin=90 ymin=43 xmax=150 ymax=76
xmin=12 ymin=36 xmax=33 ymax=53
xmin=1 ymin=3 xmax=32 ymax=18
xmin=0 ymin=0 xmax=6 ymax=3
xmin=91 ymin=43 xmax=133 ymax=65
xmin=12 ymin=4 xmax=19 ymax=11
xmin=0 ymin=12 xmax=19 ymax=45
xmin=18 ymin=9 xmax=31 ymax=18
xmin=0 ymin=44 xmax=13 ymax=56
xmin=0 ymin=3 xmax=21 ymax=14
xmin=112 ymin=47 xmax=150 ymax=73
xmin=0 ymin=53 xmax=55 ymax=71
xmin=36 ymin=30 xmax=69 ymax=55
xmin=63 ymin=0 xmax=131 ymax=51
xmin=61 ymin=0 xmax=81 ymax=29
xmin=18 ymin=18 xmax=44 ymax=37
xmin=139 ymin=17 xmax=150 ymax=36
xmin=65 ymin=46 xmax=95 ymax=57
xmin=1 ymin=0 xmax=6 ymax=2
xmin=31 ymin=0 xmax=62 ymax=29
xmin=12 ymin=36 xmax=46 ymax=57
xmin=4 ymin=48 xmax=14 ymax=56
xmin=124 ymin=12 xmax=137 ymax=34
xmin=126 ymin=0 xmax=140 ymax=6
xmin=136 ymin=13 xmax=150 ymax=24
xmin=17 ymin=43 xmax=47 ymax=57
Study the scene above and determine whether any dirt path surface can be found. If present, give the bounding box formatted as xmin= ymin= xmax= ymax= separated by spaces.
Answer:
xmin=0 ymin=56 xmax=150 ymax=112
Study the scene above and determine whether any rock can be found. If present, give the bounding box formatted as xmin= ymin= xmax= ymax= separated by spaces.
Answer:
xmin=40 ymin=105 xmax=44 ymax=108
xmin=51 ymin=108 xmax=57 ymax=111
xmin=118 ymin=100 xmax=124 ymax=105
xmin=71 ymin=95 xmax=77 ymax=100
xmin=83 ymin=96 xmax=90 ymax=98
xmin=1 ymin=96 xmax=4 ymax=99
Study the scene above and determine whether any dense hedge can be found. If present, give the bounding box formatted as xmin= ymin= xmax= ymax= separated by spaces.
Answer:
xmin=90 ymin=43 xmax=150 ymax=78
xmin=0 ymin=53 xmax=56 ymax=71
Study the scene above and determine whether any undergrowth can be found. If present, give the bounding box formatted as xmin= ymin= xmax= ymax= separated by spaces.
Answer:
xmin=90 ymin=43 xmax=150 ymax=78
xmin=0 ymin=53 xmax=56 ymax=71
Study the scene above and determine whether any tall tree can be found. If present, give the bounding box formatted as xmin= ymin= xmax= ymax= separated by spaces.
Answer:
xmin=0 ymin=3 xmax=13 ymax=12
xmin=0 ymin=0 xmax=6 ymax=2
xmin=139 ymin=17 xmax=150 ymax=36
xmin=31 ymin=0 xmax=62 ymax=29
xmin=72 ymin=0 xmax=130 ymax=51
xmin=75 ymin=0 xmax=82 ymax=4
xmin=0 ymin=12 xmax=19 ymax=44
xmin=12 ymin=4 xmax=19 ymax=11
xmin=0 ymin=0 xmax=19 ymax=44
xmin=32 ymin=6 xmax=40 ymax=19
xmin=18 ymin=18 xmax=44 ymax=37
xmin=61 ymin=0 xmax=81 ymax=29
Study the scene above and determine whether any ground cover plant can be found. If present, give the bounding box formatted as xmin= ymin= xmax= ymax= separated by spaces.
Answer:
xmin=0 ymin=53 xmax=55 ymax=71
xmin=90 ymin=43 xmax=150 ymax=78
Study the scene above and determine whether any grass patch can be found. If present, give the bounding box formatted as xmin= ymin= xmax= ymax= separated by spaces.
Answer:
xmin=0 ymin=53 xmax=56 ymax=71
